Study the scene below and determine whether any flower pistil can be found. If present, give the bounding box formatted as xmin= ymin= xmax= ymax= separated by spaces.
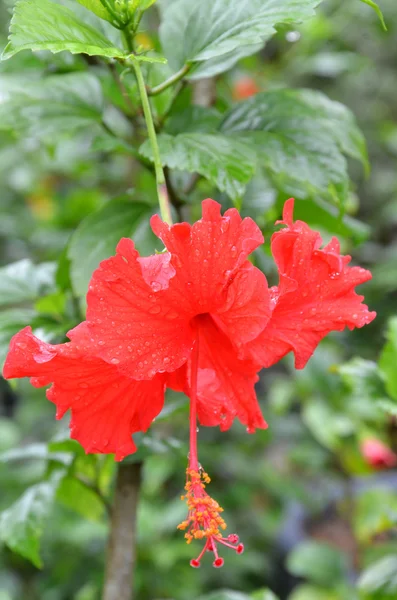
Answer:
xmin=178 ymin=467 xmax=244 ymax=568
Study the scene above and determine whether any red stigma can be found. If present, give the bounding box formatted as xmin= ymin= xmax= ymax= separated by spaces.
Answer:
xmin=213 ymin=557 xmax=224 ymax=568
xmin=190 ymin=559 xmax=200 ymax=568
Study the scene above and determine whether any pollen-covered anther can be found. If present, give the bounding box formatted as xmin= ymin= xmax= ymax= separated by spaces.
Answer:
xmin=178 ymin=467 xmax=243 ymax=567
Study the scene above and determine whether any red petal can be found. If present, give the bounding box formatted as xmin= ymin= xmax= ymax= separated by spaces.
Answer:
xmin=150 ymin=198 xmax=264 ymax=316
xmin=214 ymin=262 xmax=271 ymax=346
xmin=86 ymin=238 xmax=194 ymax=379
xmin=193 ymin=315 xmax=267 ymax=432
xmin=246 ymin=199 xmax=376 ymax=369
xmin=166 ymin=363 xmax=188 ymax=394
xmin=3 ymin=325 xmax=165 ymax=460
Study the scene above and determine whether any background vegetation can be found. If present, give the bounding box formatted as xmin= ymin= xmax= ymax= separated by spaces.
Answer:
xmin=0 ymin=0 xmax=396 ymax=599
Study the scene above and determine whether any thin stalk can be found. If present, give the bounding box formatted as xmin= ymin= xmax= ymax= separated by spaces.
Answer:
xmin=148 ymin=64 xmax=191 ymax=96
xmin=103 ymin=462 xmax=143 ymax=600
xmin=131 ymin=57 xmax=173 ymax=225
xmin=189 ymin=337 xmax=200 ymax=471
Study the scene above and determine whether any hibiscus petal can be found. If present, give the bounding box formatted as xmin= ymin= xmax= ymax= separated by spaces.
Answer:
xmin=214 ymin=262 xmax=271 ymax=346
xmin=150 ymin=198 xmax=264 ymax=316
xmin=86 ymin=238 xmax=194 ymax=379
xmin=194 ymin=315 xmax=267 ymax=432
xmin=3 ymin=325 xmax=165 ymax=460
xmin=246 ymin=199 xmax=376 ymax=369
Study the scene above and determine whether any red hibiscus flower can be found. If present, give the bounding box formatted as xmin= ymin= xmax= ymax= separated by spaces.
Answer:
xmin=2 ymin=322 xmax=167 ymax=460
xmin=3 ymin=197 xmax=375 ymax=567
xmin=86 ymin=199 xmax=270 ymax=433
xmin=244 ymin=198 xmax=376 ymax=368
xmin=361 ymin=438 xmax=397 ymax=469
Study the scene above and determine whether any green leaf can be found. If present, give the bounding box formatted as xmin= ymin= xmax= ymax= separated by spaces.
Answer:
xmin=2 ymin=0 xmax=125 ymax=61
xmin=221 ymin=89 xmax=368 ymax=205
xmin=379 ymin=317 xmax=397 ymax=402
xmin=360 ymin=0 xmax=387 ymax=31
xmin=0 ymin=443 xmax=72 ymax=466
xmin=56 ymin=476 xmax=104 ymax=521
xmin=165 ymin=106 xmax=222 ymax=135
xmin=288 ymin=585 xmax=341 ymax=600
xmin=160 ymin=0 xmax=321 ymax=76
xmin=67 ymin=198 xmax=153 ymax=298
xmin=75 ymin=0 xmax=113 ymax=22
xmin=358 ymin=555 xmax=397 ymax=597
xmin=251 ymin=590 xmax=279 ymax=600
xmin=0 ymin=474 xmax=62 ymax=568
xmin=0 ymin=73 xmax=104 ymax=137
xmin=135 ymin=54 xmax=168 ymax=64
xmin=339 ymin=358 xmax=386 ymax=409
xmin=0 ymin=308 xmax=36 ymax=366
xmin=286 ymin=540 xmax=348 ymax=587
xmin=0 ymin=260 xmax=56 ymax=308
xmin=303 ymin=402 xmax=355 ymax=450
xmin=140 ymin=133 xmax=257 ymax=202
xmin=376 ymin=399 xmax=397 ymax=417
xmin=354 ymin=489 xmax=397 ymax=543
xmin=198 ymin=592 xmax=250 ymax=600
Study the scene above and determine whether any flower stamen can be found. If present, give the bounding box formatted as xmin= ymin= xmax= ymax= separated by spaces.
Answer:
xmin=178 ymin=467 xmax=243 ymax=567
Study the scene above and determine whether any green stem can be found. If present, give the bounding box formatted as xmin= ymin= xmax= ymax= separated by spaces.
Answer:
xmin=148 ymin=64 xmax=191 ymax=96
xmin=131 ymin=57 xmax=173 ymax=225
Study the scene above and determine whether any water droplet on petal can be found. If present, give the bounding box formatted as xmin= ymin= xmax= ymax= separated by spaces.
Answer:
xmin=110 ymin=358 xmax=120 ymax=365
xmin=151 ymin=281 xmax=162 ymax=292
xmin=149 ymin=305 xmax=161 ymax=315
xmin=166 ymin=310 xmax=178 ymax=320
xmin=221 ymin=219 xmax=230 ymax=232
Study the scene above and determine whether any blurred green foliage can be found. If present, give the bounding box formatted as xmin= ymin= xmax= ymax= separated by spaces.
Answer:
xmin=0 ymin=0 xmax=396 ymax=599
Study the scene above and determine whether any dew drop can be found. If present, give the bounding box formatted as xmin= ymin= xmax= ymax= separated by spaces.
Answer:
xmin=166 ymin=310 xmax=178 ymax=320
xmin=221 ymin=219 xmax=230 ymax=232
xmin=163 ymin=357 xmax=170 ymax=364
xmin=149 ymin=305 xmax=161 ymax=315
xmin=110 ymin=358 xmax=120 ymax=365
xmin=230 ymin=245 xmax=237 ymax=258
xmin=151 ymin=281 xmax=162 ymax=292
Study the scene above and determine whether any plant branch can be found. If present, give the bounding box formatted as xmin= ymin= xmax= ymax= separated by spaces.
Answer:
xmin=102 ymin=462 xmax=143 ymax=600
xmin=147 ymin=64 xmax=191 ymax=96
xmin=131 ymin=57 xmax=173 ymax=225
